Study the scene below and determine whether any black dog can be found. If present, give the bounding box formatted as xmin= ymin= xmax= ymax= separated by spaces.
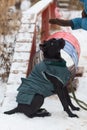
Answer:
xmin=4 ymin=38 xmax=80 ymax=118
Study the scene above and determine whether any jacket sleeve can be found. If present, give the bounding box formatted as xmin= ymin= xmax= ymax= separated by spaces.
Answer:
xmin=84 ymin=0 xmax=87 ymax=14
xmin=80 ymin=0 xmax=87 ymax=14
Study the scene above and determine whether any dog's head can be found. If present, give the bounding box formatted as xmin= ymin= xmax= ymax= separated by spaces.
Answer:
xmin=39 ymin=38 xmax=65 ymax=59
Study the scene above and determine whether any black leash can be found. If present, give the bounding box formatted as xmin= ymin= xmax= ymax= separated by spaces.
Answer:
xmin=70 ymin=81 xmax=87 ymax=110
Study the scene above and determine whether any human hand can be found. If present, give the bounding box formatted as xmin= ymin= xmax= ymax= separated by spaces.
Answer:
xmin=49 ymin=19 xmax=58 ymax=24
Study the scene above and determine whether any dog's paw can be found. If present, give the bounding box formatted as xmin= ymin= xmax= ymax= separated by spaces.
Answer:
xmin=71 ymin=106 xmax=80 ymax=111
xmin=65 ymin=109 xmax=79 ymax=118
xmin=34 ymin=108 xmax=51 ymax=117
xmin=69 ymin=113 xmax=79 ymax=118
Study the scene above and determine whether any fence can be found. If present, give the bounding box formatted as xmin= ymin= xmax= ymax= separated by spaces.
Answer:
xmin=2 ymin=0 xmax=57 ymax=105
xmin=26 ymin=0 xmax=56 ymax=75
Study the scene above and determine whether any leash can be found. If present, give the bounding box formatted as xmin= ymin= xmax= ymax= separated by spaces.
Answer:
xmin=70 ymin=80 xmax=87 ymax=110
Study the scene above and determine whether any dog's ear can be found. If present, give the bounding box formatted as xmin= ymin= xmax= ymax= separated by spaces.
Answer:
xmin=39 ymin=44 xmax=43 ymax=50
xmin=56 ymin=38 xmax=65 ymax=49
xmin=39 ymin=40 xmax=46 ymax=51
xmin=39 ymin=40 xmax=50 ymax=51
xmin=48 ymin=38 xmax=56 ymax=42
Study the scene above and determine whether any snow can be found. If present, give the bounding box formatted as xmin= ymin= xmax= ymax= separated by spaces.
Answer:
xmin=20 ymin=0 xmax=31 ymax=11
xmin=0 ymin=4 xmax=87 ymax=130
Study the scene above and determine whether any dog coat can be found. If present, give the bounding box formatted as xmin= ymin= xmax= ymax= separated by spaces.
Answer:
xmin=16 ymin=59 xmax=71 ymax=105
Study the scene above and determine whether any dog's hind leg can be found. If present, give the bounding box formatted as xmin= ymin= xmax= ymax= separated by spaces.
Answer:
xmin=18 ymin=94 xmax=50 ymax=118
xmin=4 ymin=94 xmax=50 ymax=118
xmin=4 ymin=94 xmax=44 ymax=117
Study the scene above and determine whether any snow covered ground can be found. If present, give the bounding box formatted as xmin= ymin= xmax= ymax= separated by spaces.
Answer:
xmin=0 ymin=7 xmax=87 ymax=130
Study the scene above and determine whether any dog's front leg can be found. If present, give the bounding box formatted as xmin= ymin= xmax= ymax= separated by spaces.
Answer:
xmin=43 ymin=72 xmax=79 ymax=118
xmin=53 ymin=84 xmax=79 ymax=118
xmin=64 ymin=87 xmax=80 ymax=111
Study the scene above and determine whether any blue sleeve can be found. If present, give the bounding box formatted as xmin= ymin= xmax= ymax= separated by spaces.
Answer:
xmin=71 ymin=18 xmax=87 ymax=30
xmin=80 ymin=0 xmax=87 ymax=14
xmin=84 ymin=0 xmax=87 ymax=14
xmin=80 ymin=0 xmax=84 ymax=2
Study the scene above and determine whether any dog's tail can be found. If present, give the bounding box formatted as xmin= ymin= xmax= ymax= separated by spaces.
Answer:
xmin=4 ymin=107 xmax=18 ymax=115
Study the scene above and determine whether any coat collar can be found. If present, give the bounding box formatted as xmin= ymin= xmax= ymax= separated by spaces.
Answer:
xmin=44 ymin=58 xmax=66 ymax=67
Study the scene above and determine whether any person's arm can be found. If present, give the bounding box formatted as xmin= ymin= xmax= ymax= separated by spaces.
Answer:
xmin=49 ymin=18 xmax=74 ymax=27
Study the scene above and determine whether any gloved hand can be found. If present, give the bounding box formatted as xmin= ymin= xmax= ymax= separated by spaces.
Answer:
xmin=49 ymin=18 xmax=58 ymax=24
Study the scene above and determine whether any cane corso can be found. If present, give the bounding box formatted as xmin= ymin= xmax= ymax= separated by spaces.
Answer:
xmin=4 ymin=38 xmax=80 ymax=118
